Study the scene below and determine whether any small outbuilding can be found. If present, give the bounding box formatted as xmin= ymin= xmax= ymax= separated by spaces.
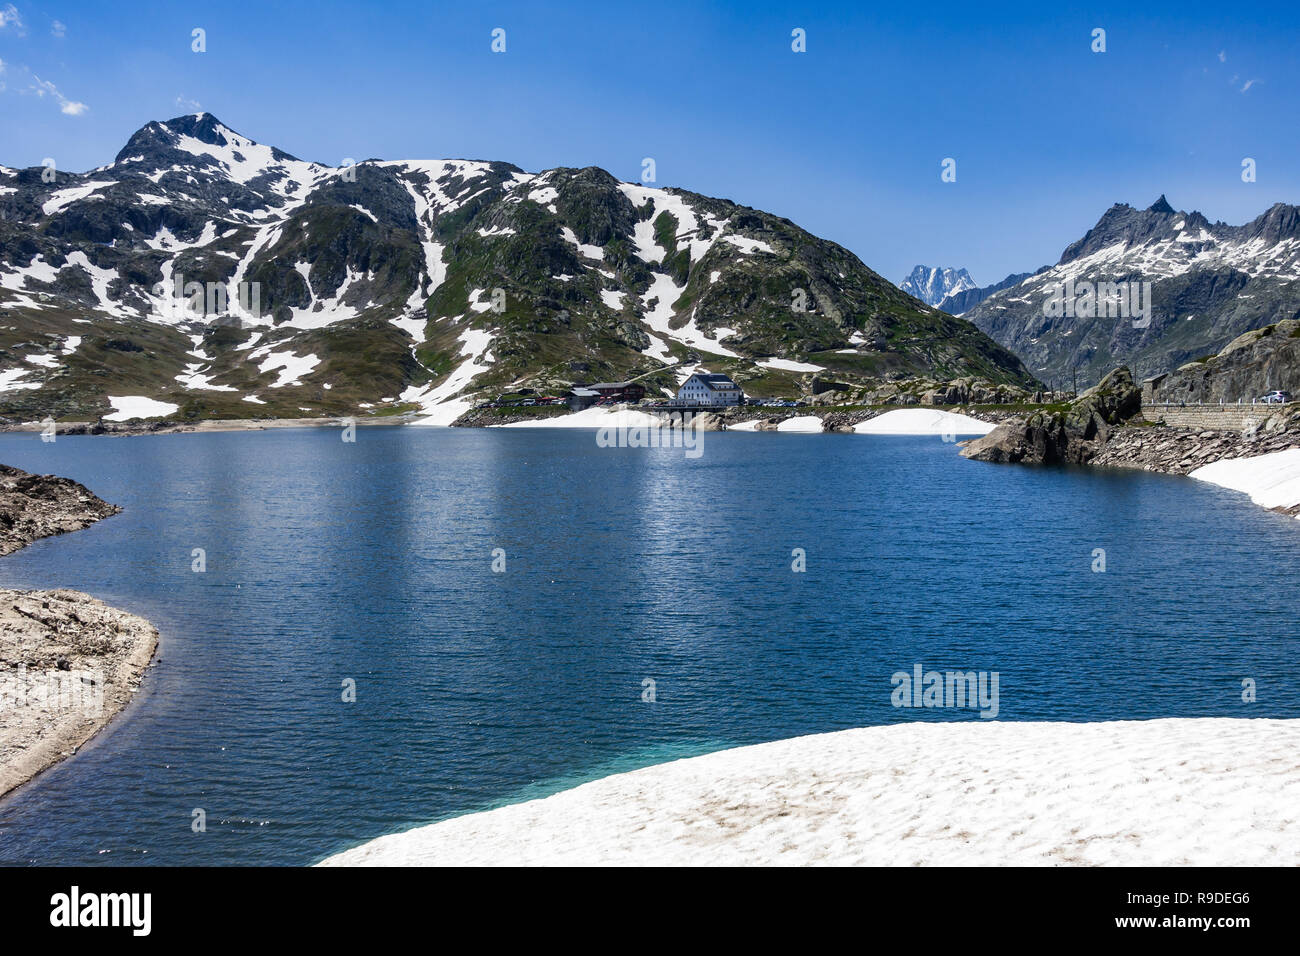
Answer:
xmin=567 ymin=387 xmax=602 ymax=410
xmin=588 ymin=382 xmax=646 ymax=402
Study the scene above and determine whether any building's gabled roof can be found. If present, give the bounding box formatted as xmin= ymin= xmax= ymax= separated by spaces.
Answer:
xmin=588 ymin=381 xmax=636 ymax=390
xmin=688 ymin=373 xmax=739 ymax=390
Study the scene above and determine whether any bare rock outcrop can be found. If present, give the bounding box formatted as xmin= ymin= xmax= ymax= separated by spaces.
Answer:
xmin=1146 ymin=318 xmax=1300 ymax=404
xmin=0 ymin=465 xmax=121 ymax=557
xmin=961 ymin=368 xmax=1141 ymax=465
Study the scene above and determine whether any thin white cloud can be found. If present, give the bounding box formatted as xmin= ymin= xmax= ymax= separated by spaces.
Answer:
xmin=1219 ymin=55 xmax=1260 ymax=94
xmin=0 ymin=4 xmax=24 ymax=34
xmin=30 ymin=73 xmax=88 ymax=115
xmin=0 ymin=11 xmax=85 ymax=113
xmin=176 ymin=93 xmax=201 ymax=111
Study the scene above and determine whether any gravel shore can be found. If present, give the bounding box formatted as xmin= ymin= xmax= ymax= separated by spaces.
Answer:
xmin=0 ymin=589 xmax=158 ymax=799
xmin=0 ymin=465 xmax=158 ymax=799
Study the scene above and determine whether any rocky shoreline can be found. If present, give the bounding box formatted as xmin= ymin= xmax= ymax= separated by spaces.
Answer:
xmin=453 ymin=402 xmax=1029 ymax=432
xmin=1092 ymin=413 xmax=1300 ymax=477
xmin=959 ymin=367 xmax=1300 ymax=517
xmin=0 ymin=465 xmax=159 ymax=800
xmin=0 ymin=416 xmax=414 ymax=438
xmin=449 ymin=392 xmax=1300 ymax=501
xmin=1090 ymin=415 xmax=1300 ymax=518
xmin=0 ymin=465 xmax=124 ymax=557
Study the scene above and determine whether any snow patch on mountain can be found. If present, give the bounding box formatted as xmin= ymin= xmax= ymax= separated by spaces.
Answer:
xmin=104 ymin=396 xmax=179 ymax=421
xmin=407 ymin=324 xmax=497 ymax=426
xmin=258 ymin=351 xmax=321 ymax=388
xmin=42 ymin=181 xmax=117 ymax=216
xmin=637 ymin=272 xmax=739 ymax=359
xmin=758 ymin=357 xmax=826 ymax=373
xmin=561 ymin=226 xmax=604 ymax=260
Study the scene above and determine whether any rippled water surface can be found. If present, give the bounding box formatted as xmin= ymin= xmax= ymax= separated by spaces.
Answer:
xmin=0 ymin=426 xmax=1296 ymax=865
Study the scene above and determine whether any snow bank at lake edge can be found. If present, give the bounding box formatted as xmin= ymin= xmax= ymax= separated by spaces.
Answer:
xmin=854 ymin=408 xmax=994 ymax=436
xmin=1190 ymin=447 xmax=1300 ymax=518
xmin=494 ymin=406 xmax=665 ymax=429
xmin=404 ymin=406 xmax=996 ymax=437
xmin=319 ymin=717 xmax=1300 ymax=867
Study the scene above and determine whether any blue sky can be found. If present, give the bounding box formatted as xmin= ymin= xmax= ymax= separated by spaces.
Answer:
xmin=2 ymin=0 xmax=1298 ymax=286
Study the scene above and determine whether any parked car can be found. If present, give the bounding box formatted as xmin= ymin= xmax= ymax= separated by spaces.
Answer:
xmin=1259 ymin=391 xmax=1292 ymax=404
xmin=521 ymin=399 xmax=536 ymax=406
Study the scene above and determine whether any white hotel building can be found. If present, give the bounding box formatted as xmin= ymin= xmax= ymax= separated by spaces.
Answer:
xmin=671 ymin=373 xmax=744 ymax=407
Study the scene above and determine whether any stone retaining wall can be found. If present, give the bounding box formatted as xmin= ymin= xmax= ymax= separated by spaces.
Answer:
xmin=1140 ymin=403 xmax=1293 ymax=430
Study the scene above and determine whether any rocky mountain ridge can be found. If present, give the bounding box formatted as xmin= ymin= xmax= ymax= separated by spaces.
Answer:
xmin=939 ymin=268 xmax=1046 ymax=315
xmin=964 ymin=196 xmax=1300 ymax=389
xmin=0 ymin=113 xmax=1034 ymax=424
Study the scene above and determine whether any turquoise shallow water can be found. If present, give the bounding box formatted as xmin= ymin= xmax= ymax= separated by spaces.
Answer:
xmin=0 ymin=426 xmax=1295 ymax=866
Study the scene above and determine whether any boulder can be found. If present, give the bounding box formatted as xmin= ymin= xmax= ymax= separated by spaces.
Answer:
xmin=1065 ymin=367 xmax=1142 ymax=440
xmin=960 ymin=414 xmax=1095 ymax=465
xmin=962 ymin=367 xmax=1139 ymax=465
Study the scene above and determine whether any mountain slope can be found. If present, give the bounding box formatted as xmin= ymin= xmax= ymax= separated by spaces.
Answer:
xmin=1146 ymin=318 xmax=1300 ymax=403
xmin=939 ymin=268 xmax=1046 ymax=315
xmin=0 ymin=114 xmax=1034 ymax=423
xmin=964 ymin=196 xmax=1300 ymax=387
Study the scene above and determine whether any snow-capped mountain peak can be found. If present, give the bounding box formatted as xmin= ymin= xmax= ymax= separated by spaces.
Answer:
xmin=0 ymin=114 xmax=1032 ymax=425
xmin=965 ymin=195 xmax=1300 ymax=386
xmin=900 ymin=265 xmax=978 ymax=306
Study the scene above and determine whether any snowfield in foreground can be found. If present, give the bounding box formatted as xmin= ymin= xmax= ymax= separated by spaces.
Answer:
xmin=1191 ymin=447 xmax=1300 ymax=518
xmin=320 ymin=718 xmax=1300 ymax=866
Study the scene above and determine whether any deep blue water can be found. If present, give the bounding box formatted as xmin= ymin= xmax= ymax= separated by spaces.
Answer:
xmin=0 ymin=426 xmax=1296 ymax=866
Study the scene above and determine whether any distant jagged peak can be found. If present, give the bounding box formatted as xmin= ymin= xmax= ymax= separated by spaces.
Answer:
xmin=1060 ymin=196 xmax=1193 ymax=263
xmin=900 ymin=265 xmax=977 ymax=306
xmin=1147 ymin=194 xmax=1176 ymax=215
